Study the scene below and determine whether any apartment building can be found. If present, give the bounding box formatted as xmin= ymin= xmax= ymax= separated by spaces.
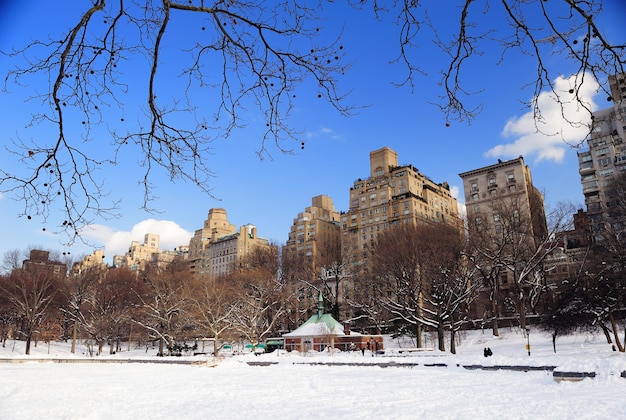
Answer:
xmin=578 ymin=73 xmax=626 ymax=242
xmin=283 ymin=195 xmax=342 ymax=323
xmin=284 ymin=195 xmax=341 ymax=273
xmin=113 ymin=233 xmax=160 ymax=272
xmin=71 ymin=249 xmax=107 ymax=275
xmin=208 ymin=224 xmax=271 ymax=278
xmin=188 ymin=208 xmax=272 ymax=278
xmin=459 ymin=156 xmax=547 ymax=241
xmin=22 ymin=249 xmax=67 ymax=280
xmin=342 ymin=147 xmax=461 ymax=271
xmin=459 ymin=156 xmax=548 ymax=321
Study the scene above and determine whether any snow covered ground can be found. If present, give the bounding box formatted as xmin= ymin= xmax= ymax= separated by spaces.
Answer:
xmin=1 ymin=328 xmax=625 ymax=419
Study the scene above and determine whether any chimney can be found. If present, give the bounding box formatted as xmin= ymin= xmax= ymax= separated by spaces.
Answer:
xmin=343 ymin=322 xmax=351 ymax=336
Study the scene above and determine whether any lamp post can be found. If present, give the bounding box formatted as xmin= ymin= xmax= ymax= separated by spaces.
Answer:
xmin=526 ymin=328 xmax=531 ymax=356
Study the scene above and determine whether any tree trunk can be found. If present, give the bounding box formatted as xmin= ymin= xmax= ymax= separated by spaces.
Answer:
xmin=450 ymin=329 xmax=457 ymax=354
xmin=552 ymin=329 xmax=558 ymax=353
xmin=491 ymin=293 xmax=500 ymax=337
xmin=415 ymin=324 xmax=422 ymax=348
xmin=600 ymin=323 xmax=613 ymax=344
xmin=609 ymin=311 xmax=625 ymax=352
xmin=71 ymin=318 xmax=78 ymax=354
xmin=437 ymin=321 xmax=445 ymax=352
xmin=25 ymin=334 xmax=32 ymax=355
xmin=519 ymin=294 xmax=527 ymax=332
xmin=158 ymin=337 xmax=165 ymax=356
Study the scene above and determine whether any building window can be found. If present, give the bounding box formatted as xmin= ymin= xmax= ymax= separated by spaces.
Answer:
xmin=600 ymin=168 xmax=614 ymax=177
xmin=507 ymin=172 xmax=515 ymax=183
xmin=472 ymin=193 xmax=479 ymax=201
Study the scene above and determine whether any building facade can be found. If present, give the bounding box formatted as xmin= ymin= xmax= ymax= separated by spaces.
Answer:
xmin=71 ymin=249 xmax=107 ymax=275
xmin=459 ymin=156 xmax=547 ymax=242
xmin=459 ymin=156 xmax=548 ymax=323
xmin=283 ymin=195 xmax=342 ymax=326
xmin=113 ymin=233 xmax=160 ymax=272
xmin=284 ymin=195 xmax=341 ymax=275
xmin=22 ymin=249 xmax=67 ymax=280
xmin=578 ymin=73 xmax=626 ymax=242
xmin=188 ymin=208 xmax=272 ymax=278
xmin=342 ymin=147 xmax=461 ymax=271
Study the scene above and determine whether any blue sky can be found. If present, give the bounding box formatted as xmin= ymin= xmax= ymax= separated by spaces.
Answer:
xmin=1 ymin=1 xmax=624 ymax=263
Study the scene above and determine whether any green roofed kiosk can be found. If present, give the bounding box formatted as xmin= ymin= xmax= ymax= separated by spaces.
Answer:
xmin=282 ymin=292 xmax=383 ymax=353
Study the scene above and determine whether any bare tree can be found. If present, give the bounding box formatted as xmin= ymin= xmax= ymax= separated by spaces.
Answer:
xmin=562 ymin=172 xmax=626 ymax=351
xmin=187 ymin=275 xmax=239 ymax=357
xmin=2 ymin=1 xmax=622 ymax=241
xmin=365 ymin=0 xmax=625 ymax=124
xmin=1 ymin=1 xmax=349 ymax=239
xmin=134 ymin=261 xmax=192 ymax=356
xmin=280 ymin=245 xmax=317 ymax=330
xmin=230 ymin=246 xmax=288 ymax=345
xmin=1 ymin=249 xmax=25 ymax=275
xmin=369 ymin=222 xmax=477 ymax=351
xmin=0 ymin=285 xmax=18 ymax=348
xmin=0 ymin=270 xmax=64 ymax=355
xmin=369 ymin=222 xmax=428 ymax=347
xmin=416 ymin=224 xmax=479 ymax=353
xmin=344 ymin=271 xmax=390 ymax=335
xmin=63 ymin=265 xmax=104 ymax=353
xmin=83 ymin=267 xmax=139 ymax=355
xmin=468 ymin=196 xmax=575 ymax=333
xmin=316 ymin=233 xmax=352 ymax=321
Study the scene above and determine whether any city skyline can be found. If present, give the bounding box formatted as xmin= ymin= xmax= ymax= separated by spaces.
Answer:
xmin=1 ymin=1 xmax=624 ymax=262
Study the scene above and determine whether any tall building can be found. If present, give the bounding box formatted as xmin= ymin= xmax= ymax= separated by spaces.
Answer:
xmin=284 ymin=195 xmax=342 ymax=323
xmin=188 ymin=208 xmax=237 ymax=274
xmin=459 ymin=156 xmax=548 ymax=321
xmin=113 ymin=233 xmax=160 ymax=272
xmin=71 ymin=249 xmax=107 ymax=275
xmin=578 ymin=73 xmax=626 ymax=242
xmin=284 ymin=195 xmax=341 ymax=274
xmin=188 ymin=208 xmax=272 ymax=278
xmin=342 ymin=147 xmax=461 ymax=271
xmin=459 ymin=156 xmax=547 ymax=243
xmin=208 ymin=224 xmax=271 ymax=278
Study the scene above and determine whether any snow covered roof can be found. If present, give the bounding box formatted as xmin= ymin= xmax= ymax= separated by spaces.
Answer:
xmin=283 ymin=291 xmax=361 ymax=338
xmin=283 ymin=313 xmax=361 ymax=338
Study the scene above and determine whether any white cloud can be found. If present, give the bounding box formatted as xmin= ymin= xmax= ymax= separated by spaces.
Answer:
xmin=82 ymin=219 xmax=193 ymax=258
xmin=449 ymin=185 xmax=460 ymax=199
xmin=486 ymin=74 xmax=599 ymax=163
xmin=449 ymin=185 xmax=467 ymax=222
xmin=305 ymin=126 xmax=343 ymax=142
